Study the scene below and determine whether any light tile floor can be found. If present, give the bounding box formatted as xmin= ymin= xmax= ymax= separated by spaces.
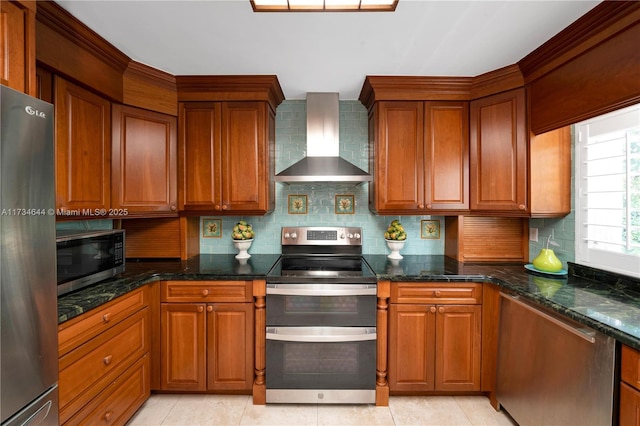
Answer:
xmin=127 ymin=394 xmax=517 ymax=426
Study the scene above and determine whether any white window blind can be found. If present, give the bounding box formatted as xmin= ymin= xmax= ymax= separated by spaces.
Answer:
xmin=575 ymin=104 xmax=640 ymax=278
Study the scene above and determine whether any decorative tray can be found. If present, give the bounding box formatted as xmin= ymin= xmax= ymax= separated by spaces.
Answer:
xmin=524 ymin=264 xmax=568 ymax=276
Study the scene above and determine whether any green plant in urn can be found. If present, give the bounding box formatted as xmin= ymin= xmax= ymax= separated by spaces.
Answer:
xmin=232 ymin=220 xmax=255 ymax=240
xmin=532 ymin=234 xmax=562 ymax=272
xmin=384 ymin=219 xmax=407 ymax=241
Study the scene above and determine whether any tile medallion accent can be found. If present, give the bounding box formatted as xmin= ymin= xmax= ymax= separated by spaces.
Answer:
xmin=335 ymin=194 xmax=355 ymax=214
xmin=202 ymin=218 xmax=222 ymax=238
xmin=288 ymin=195 xmax=308 ymax=214
xmin=421 ymin=219 xmax=440 ymax=239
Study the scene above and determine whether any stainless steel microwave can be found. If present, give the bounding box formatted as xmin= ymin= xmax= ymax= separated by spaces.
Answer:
xmin=56 ymin=229 xmax=125 ymax=296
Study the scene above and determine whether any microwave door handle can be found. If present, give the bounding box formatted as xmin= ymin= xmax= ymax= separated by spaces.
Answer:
xmin=266 ymin=284 xmax=377 ymax=296
xmin=266 ymin=327 xmax=377 ymax=343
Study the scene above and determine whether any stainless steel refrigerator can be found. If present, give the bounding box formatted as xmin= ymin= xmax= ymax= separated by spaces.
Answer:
xmin=1 ymin=85 xmax=58 ymax=425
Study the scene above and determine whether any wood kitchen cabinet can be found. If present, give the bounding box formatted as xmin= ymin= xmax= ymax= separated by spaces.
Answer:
xmin=470 ymin=87 xmax=571 ymax=217
xmin=470 ymin=88 xmax=527 ymax=214
xmin=388 ymin=282 xmax=482 ymax=392
xmin=111 ymin=104 xmax=178 ymax=216
xmin=57 ymin=286 xmax=150 ymax=425
xmin=54 ymin=76 xmax=111 ymax=214
xmin=0 ymin=0 xmax=36 ymax=95
xmin=179 ymin=101 xmax=275 ymax=215
xmin=368 ymin=101 xmax=469 ymax=215
xmin=620 ymin=344 xmax=640 ymax=425
xmin=160 ymin=281 xmax=254 ymax=392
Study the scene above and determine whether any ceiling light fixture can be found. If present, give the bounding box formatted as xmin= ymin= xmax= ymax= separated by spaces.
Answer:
xmin=250 ymin=0 xmax=398 ymax=12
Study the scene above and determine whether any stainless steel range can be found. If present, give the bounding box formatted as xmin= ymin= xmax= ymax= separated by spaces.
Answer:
xmin=265 ymin=226 xmax=377 ymax=404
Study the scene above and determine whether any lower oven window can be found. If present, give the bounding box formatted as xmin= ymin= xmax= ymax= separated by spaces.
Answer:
xmin=266 ymin=332 xmax=376 ymax=390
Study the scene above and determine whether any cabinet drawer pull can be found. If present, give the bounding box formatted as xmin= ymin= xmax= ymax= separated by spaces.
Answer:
xmin=202 ymin=289 xmax=209 ymax=297
xmin=518 ymin=204 xmax=526 ymax=210
xmin=170 ymin=205 xmax=177 ymax=211
xmin=104 ymin=410 xmax=113 ymax=422
xmin=418 ymin=204 xmax=425 ymax=209
xmin=102 ymin=313 xmax=112 ymax=323
xmin=207 ymin=305 xmax=213 ymax=312
xmin=430 ymin=307 xmax=436 ymax=313
xmin=435 ymin=290 xmax=441 ymax=297
xmin=198 ymin=306 xmax=204 ymax=313
xmin=214 ymin=205 xmax=221 ymax=210
xmin=438 ymin=307 xmax=445 ymax=314
xmin=426 ymin=204 xmax=432 ymax=209
xmin=222 ymin=205 xmax=228 ymax=210
xmin=103 ymin=355 xmax=113 ymax=365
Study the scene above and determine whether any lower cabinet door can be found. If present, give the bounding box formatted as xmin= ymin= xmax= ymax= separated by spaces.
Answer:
xmin=64 ymin=355 xmax=150 ymax=426
xmin=388 ymin=304 xmax=436 ymax=391
xmin=620 ymin=382 xmax=640 ymax=426
xmin=435 ymin=305 xmax=482 ymax=391
xmin=207 ymin=302 xmax=254 ymax=391
xmin=160 ymin=303 xmax=207 ymax=391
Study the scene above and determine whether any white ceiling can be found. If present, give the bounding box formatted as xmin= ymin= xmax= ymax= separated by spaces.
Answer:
xmin=56 ymin=0 xmax=601 ymax=100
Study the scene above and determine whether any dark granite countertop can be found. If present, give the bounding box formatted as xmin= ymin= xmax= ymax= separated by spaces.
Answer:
xmin=58 ymin=253 xmax=640 ymax=351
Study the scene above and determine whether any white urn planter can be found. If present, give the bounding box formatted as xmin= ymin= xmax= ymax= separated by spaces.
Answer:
xmin=385 ymin=239 xmax=406 ymax=260
xmin=233 ymin=239 xmax=253 ymax=259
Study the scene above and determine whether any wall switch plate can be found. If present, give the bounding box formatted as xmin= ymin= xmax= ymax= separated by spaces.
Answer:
xmin=529 ymin=228 xmax=538 ymax=242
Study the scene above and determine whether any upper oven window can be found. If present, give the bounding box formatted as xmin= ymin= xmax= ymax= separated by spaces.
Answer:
xmin=267 ymin=293 xmax=376 ymax=327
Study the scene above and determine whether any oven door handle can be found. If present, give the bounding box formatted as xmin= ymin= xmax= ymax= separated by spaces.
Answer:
xmin=266 ymin=326 xmax=377 ymax=342
xmin=266 ymin=283 xmax=377 ymax=296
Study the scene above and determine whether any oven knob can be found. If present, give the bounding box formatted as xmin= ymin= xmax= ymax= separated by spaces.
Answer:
xmin=290 ymin=232 xmax=297 ymax=239
xmin=354 ymin=233 xmax=361 ymax=240
xmin=339 ymin=233 xmax=345 ymax=239
xmin=348 ymin=233 xmax=354 ymax=239
xmin=284 ymin=232 xmax=290 ymax=239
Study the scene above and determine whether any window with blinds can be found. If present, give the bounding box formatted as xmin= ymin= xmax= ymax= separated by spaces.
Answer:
xmin=575 ymin=104 xmax=640 ymax=278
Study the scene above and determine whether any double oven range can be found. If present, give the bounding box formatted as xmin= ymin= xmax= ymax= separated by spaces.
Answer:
xmin=265 ymin=226 xmax=377 ymax=404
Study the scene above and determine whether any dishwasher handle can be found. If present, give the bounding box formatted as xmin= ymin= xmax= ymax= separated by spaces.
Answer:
xmin=500 ymin=293 xmax=596 ymax=344
xmin=266 ymin=283 xmax=377 ymax=296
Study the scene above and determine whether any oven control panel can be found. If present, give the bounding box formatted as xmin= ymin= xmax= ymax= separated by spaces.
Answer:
xmin=281 ymin=226 xmax=362 ymax=245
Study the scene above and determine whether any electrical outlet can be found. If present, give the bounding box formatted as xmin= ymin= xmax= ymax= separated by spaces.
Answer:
xmin=530 ymin=228 xmax=539 ymax=242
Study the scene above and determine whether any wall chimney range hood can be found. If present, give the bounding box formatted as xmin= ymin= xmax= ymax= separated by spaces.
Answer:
xmin=275 ymin=92 xmax=371 ymax=183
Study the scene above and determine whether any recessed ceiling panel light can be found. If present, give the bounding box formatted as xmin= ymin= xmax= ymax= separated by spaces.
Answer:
xmin=250 ymin=0 xmax=398 ymax=12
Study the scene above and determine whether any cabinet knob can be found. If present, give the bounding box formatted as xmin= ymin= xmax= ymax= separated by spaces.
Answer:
xmin=207 ymin=305 xmax=213 ymax=312
xmin=222 ymin=205 xmax=228 ymax=210
xmin=435 ymin=290 xmax=441 ymax=297
xmin=430 ymin=307 xmax=436 ymax=313
xmin=426 ymin=204 xmax=432 ymax=209
xmin=104 ymin=411 xmax=113 ymax=422
xmin=198 ymin=306 xmax=204 ymax=313
xmin=438 ymin=307 xmax=444 ymax=314
xmin=214 ymin=205 xmax=221 ymax=210
xmin=518 ymin=204 xmax=526 ymax=210
xmin=418 ymin=204 xmax=425 ymax=209
xmin=102 ymin=313 xmax=111 ymax=323
xmin=170 ymin=205 xmax=177 ymax=211
xmin=202 ymin=289 xmax=209 ymax=297
xmin=103 ymin=355 xmax=113 ymax=365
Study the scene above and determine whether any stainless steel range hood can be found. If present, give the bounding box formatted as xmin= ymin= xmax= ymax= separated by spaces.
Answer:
xmin=275 ymin=93 xmax=371 ymax=183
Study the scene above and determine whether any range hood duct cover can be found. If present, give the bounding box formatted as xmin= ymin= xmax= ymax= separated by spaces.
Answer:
xmin=275 ymin=93 xmax=371 ymax=183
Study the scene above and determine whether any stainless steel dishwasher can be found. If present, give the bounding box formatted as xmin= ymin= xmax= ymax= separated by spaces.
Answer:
xmin=496 ymin=293 xmax=616 ymax=426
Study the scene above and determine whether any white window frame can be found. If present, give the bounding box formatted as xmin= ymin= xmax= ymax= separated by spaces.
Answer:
xmin=575 ymin=104 xmax=640 ymax=278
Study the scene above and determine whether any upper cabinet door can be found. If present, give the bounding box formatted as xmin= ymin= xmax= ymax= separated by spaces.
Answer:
xmin=469 ymin=88 xmax=527 ymax=214
xmin=371 ymin=101 xmax=425 ymax=213
xmin=425 ymin=102 xmax=469 ymax=211
xmin=220 ymin=102 xmax=268 ymax=213
xmin=179 ymin=102 xmax=222 ymax=212
xmin=0 ymin=0 xmax=35 ymax=95
xmin=54 ymin=76 xmax=111 ymax=213
xmin=111 ymin=104 xmax=178 ymax=216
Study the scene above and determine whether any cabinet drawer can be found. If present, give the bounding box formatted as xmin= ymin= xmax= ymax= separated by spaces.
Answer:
xmin=391 ymin=282 xmax=482 ymax=304
xmin=59 ymin=308 xmax=149 ymax=424
xmin=59 ymin=286 xmax=148 ymax=357
xmin=64 ymin=355 xmax=150 ymax=426
xmin=622 ymin=345 xmax=640 ymax=390
xmin=161 ymin=280 xmax=252 ymax=303
xmin=620 ymin=382 xmax=640 ymax=426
